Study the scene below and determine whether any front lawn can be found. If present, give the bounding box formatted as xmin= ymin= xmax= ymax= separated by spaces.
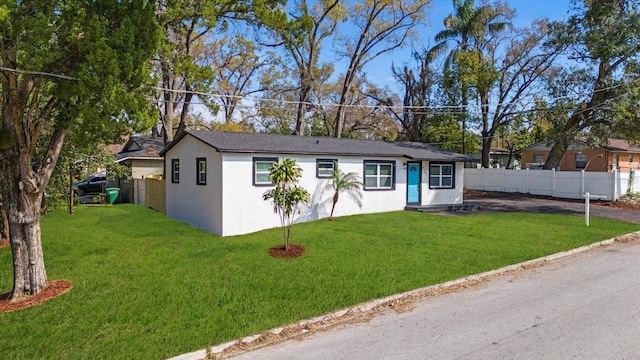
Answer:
xmin=1 ymin=205 xmax=637 ymax=359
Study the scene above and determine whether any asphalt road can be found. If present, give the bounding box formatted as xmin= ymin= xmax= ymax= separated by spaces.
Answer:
xmin=232 ymin=240 xmax=640 ymax=360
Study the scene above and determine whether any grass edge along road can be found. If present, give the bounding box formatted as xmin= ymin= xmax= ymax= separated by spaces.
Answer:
xmin=1 ymin=204 xmax=638 ymax=359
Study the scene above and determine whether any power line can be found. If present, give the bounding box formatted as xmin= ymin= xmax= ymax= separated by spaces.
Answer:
xmin=0 ymin=66 xmax=78 ymax=81
xmin=150 ymin=79 xmax=635 ymax=113
xmin=0 ymin=65 xmax=633 ymax=115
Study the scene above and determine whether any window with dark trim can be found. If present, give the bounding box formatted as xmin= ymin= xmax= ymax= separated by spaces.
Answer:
xmin=316 ymin=159 xmax=336 ymax=178
xmin=196 ymin=157 xmax=206 ymax=185
xmin=575 ymin=154 xmax=587 ymax=170
xmin=363 ymin=160 xmax=395 ymax=190
xmin=533 ymin=154 xmax=544 ymax=163
xmin=171 ymin=159 xmax=180 ymax=183
xmin=253 ymin=157 xmax=278 ymax=186
xmin=429 ymin=163 xmax=455 ymax=189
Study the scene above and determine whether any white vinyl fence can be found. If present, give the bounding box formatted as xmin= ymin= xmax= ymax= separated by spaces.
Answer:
xmin=464 ymin=168 xmax=640 ymax=201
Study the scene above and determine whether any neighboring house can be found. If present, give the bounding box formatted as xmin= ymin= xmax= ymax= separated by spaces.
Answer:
xmin=116 ymin=135 xmax=165 ymax=179
xmin=521 ymin=139 xmax=640 ymax=172
xmin=468 ymin=148 xmax=520 ymax=169
xmin=159 ymin=130 xmax=472 ymax=236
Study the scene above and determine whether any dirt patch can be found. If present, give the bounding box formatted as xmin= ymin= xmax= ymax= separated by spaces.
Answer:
xmin=0 ymin=280 xmax=72 ymax=313
xmin=0 ymin=239 xmax=8 ymax=249
xmin=269 ymin=244 xmax=305 ymax=259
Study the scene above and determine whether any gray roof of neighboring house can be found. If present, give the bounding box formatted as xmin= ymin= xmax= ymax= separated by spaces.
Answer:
xmin=117 ymin=136 xmax=165 ymax=161
xmin=160 ymin=130 xmax=473 ymax=162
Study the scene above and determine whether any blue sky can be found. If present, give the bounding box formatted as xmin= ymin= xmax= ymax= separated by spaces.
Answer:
xmin=362 ymin=0 xmax=574 ymax=89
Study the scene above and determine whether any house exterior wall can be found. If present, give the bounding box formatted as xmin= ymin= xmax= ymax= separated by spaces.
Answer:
xmin=165 ymin=137 xmax=223 ymax=235
xmin=219 ymin=154 xmax=408 ymax=236
xmin=607 ymin=152 xmax=640 ymax=173
xmin=422 ymin=162 xmax=465 ymax=205
xmin=217 ymin=156 xmax=465 ymax=236
xmin=164 ymin=136 xmax=465 ymax=236
xmin=521 ymin=149 xmax=608 ymax=172
xmin=128 ymin=159 xmax=164 ymax=179
xmin=521 ymin=148 xmax=640 ymax=173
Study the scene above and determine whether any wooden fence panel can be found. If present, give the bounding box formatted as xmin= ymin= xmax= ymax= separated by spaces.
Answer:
xmin=144 ymin=178 xmax=165 ymax=214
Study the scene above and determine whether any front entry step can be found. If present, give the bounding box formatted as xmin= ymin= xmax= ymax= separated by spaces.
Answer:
xmin=405 ymin=204 xmax=479 ymax=213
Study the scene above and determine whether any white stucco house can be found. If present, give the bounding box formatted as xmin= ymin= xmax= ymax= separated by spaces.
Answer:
xmin=159 ymin=130 xmax=472 ymax=236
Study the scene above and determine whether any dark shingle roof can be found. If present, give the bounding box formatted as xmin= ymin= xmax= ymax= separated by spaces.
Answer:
xmin=160 ymin=130 xmax=472 ymax=162
xmin=117 ymin=136 xmax=165 ymax=160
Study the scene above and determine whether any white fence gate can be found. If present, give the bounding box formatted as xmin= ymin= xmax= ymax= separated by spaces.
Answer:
xmin=464 ymin=168 xmax=640 ymax=201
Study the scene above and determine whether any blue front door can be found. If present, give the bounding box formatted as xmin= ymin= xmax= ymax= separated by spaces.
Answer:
xmin=407 ymin=162 xmax=420 ymax=204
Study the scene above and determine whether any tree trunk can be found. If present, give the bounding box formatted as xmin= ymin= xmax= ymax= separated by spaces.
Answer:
xmin=8 ymin=204 xmax=47 ymax=301
xmin=0 ymin=198 xmax=8 ymax=244
xmin=329 ymin=193 xmax=339 ymax=220
xmin=0 ymin=157 xmax=48 ymax=302
xmin=543 ymin=139 xmax=569 ymax=170
xmin=294 ymin=83 xmax=311 ymax=136
xmin=481 ymin=135 xmax=492 ymax=168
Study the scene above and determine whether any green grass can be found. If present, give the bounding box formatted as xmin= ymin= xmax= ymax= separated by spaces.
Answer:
xmin=1 ymin=205 xmax=638 ymax=359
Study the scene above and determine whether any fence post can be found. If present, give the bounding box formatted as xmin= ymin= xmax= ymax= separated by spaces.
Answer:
xmin=584 ymin=192 xmax=590 ymax=226
xmin=551 ymin=168 xmax=556 ymax=197
xmin=581 ymin=169 xmax=585 ymax=196
xmin=614 ymin=169 xmax=619 ymax=200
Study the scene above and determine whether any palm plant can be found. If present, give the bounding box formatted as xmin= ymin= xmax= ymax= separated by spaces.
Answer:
xmin=428 ymin=0 xmax=510 ymax=154
xmin=262 ymin=159 xmax=310 ymax=250
xmin=325 ymin=164 xmax=363 ymax=221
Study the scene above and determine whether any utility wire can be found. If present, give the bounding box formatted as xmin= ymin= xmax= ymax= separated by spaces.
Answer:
xmin=0 ymin=65 xmax=634 ymax=114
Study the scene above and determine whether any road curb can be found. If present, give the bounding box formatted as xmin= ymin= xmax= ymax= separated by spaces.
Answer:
xmin=168 ymin=231 xmax=640 ymax=360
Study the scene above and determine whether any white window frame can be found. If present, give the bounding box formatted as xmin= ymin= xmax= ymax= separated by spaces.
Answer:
xmin=429 ymin=163 xmax=454 ymax=189
xmin=253 ymin=157 xmax=277 ymax=186
xmin=316 ymin=159 xmax=336 ymax=178
xmin=363 ymin=161 xmax=395 ymax=190
xmin=196 ymin=157 xmax=206 ymax=185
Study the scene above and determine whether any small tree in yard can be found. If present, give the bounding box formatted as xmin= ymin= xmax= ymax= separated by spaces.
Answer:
xmin=325 ymin=164 xmax=362 ymax=221
xmin=262 ymin=159 xmax=310 ymax=251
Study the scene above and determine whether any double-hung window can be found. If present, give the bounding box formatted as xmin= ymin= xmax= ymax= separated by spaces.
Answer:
xmin=253 ymin=157 xmax=278 ymax=186
xmin=364 ymin=161 xmax=394 ymax=190
xmin=316 ymin=159 xmax=336 ymax=178
xmin=196 ymin=157 xmax=206 ymax=185
xmin=429 ymin=163 xmax=454 ymax=189
xmin=171 ymin=159 xmax=180 ymax=183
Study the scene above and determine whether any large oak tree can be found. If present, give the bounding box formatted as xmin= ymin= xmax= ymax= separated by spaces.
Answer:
xmin=543 ymin=0 xmax=640 ymax=169
xmin=0 ymin=1 xmax=159 ymax=301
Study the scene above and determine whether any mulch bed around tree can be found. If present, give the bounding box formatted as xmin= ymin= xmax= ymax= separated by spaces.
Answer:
xmin=269 ymin=244 xmax=305 ymax=258
xmin=0 ymin=239 xmax=8 ymax=249
xmin=0 ymin=280 xmax=72 ymax=313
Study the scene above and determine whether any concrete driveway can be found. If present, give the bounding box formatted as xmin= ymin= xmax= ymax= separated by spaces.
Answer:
xmin=461 ymin=191 xmax=640 ymax=224
xmin=230 ymin=238 xmax=640 ymax=360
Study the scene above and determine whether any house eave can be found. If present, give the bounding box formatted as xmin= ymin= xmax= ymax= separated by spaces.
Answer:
xmin=117 ymin=156 xmax=165 ymax=163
